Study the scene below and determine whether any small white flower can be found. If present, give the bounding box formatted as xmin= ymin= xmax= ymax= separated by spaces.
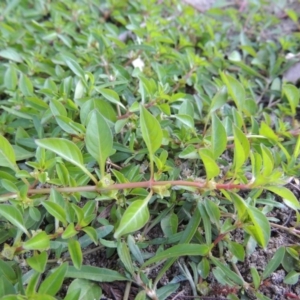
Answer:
xmin=132 ymin=56 xmax=145 ymax=71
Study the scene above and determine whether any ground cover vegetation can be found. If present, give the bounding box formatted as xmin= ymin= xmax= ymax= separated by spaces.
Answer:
xmin=0 ymin=0 xmax=300 ymax=299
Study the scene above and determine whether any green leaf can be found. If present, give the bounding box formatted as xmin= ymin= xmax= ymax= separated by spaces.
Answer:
xmin=4 ymin=65 xmax=18 ymax=90
xmin=66 ymin=279 xmax=102 ymax=300
xmin=19 ymin=74 xmax=33 ymax=96
xmin=211 ymin=257 xmax=244 ymax=285
xmin=65 ymin=57 xmax=85 ymax=79
xmin=65 ymin=265 xmax=127 ymax=282
xmin=117 ymin=241 xmax=134 ymax=275
xmin=156 ymin=283 xmax=180 ymax=299
xmin=0 ymin=259 xmax=17 ymax=282
xmin=142 ymin=244 xmax=210 ymax=268
xmin=0 ymin=48 xmax=22 ymax=62
xmin=265 ymin=186 xmax=300 ymax=210
xmin=0 ymin=135 xmax=17 ymax=170
xmin=114 ymin=194 xmax=151 ymax=239
xmin=199 ymin=149 xmax=220 ymax=180
xmin=62 ymin=223 xmax=78 ymax=239
xmin=161 ymin=213 xmax=178 ymax=237
xmin=38 ymin=263 xmax=68 ymax=296
xmin=23 ymin=231 xmax=50 ymax=251
xmin=86 ymin=110 xmax=115 ymax=177
xmin=96 ymin=88 xmax=125 ymax=109
xmin=26 ymin=252 xmax=48 ymax=273
xmin=0 ymin=276 xmax=15 ymax=297
xmin=245 ymin=206 xmax=270 ymax=248
xmin=140 ymin=106 xmax=163 ymax=156
xmin=42 ymin=201 xmax=67 ymax=227
xmin=197 ymin=257 xmax=210 ymax=279
xmin=35 ymin=138 xmax=96 ymax=183
xmin=211 ymin=114 xmax=227 ymax=159
xmin=250 ymin=267 xmax=261 ymax=289
xmin=68 ymin=239 xmax=83 ymax=270
xmin=284 ymin=270 xmax=300 ymax=284
xmin=220 ymin=72 xmax=245 ymax=111
xmin=0 ymin=205 xmax=29 ymax=236
xmin=127 ymin=235 xmax=144 ymax=264
xmin=262 ymin=247 xmax=285 ymax=280
xmin=227 ymin=241 xmax=245 ymax=262
xmin=174 ymin=114 xmax=195 ymax=131
xmin=283 ymin=84 xmax=299 ymax=115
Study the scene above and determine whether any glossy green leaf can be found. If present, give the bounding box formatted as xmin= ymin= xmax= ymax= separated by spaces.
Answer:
xmin=65 ymin=265 xmax=127 ymax=282
xmin=65 ymin=57 xmax=85 ymax=79
xmin=66 ymin=279 xmax=102 ymax=300
xmin=199 ymin=149 xmax=220 ymax=180
xmin=23 ymin=231 xmax=50 ymax=251
xmin=211 ymin=114 xmax=227 ymax=159
xmin=42 ymin=201 xmax=67 ymax=227
xmin=26 ymin=252 xmax=48 ymax=273
xmin=140 ymin=106 xmax=163 ymax=156
xmin=114 ymin=195 xmax=151 ymax=239
xmin=142 ymin=244 xmax=210 ymax=268
xmin=266 ymin=186 xmax=300 ymax=210
xmin=175 ymin=114 xmax=195 ymax=131
xmin=35 ymin=138 xmax=95 ymax=182
xmin=86 ymin=110 xmax=115 ymax=177
xmin=0 ymin=48 xmax=22 ymax=62
xmin=68 ymin=239 xmax=83 ymax=270
xmin=0 ymin=204 xmax=29 ymax=236
xmin=245 ymin=206 xmax=270 ymax=248
xmin=97 ymin=88 xmax=125 ymax=109
xmin=38 ymin=263 xmax=68 ymax=296
xmin=0 ymin=135 xmax=17 ymax=170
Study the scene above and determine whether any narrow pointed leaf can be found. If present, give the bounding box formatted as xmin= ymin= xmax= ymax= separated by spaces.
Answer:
xmin=26 ymin=252 xmax=48 ymax=273
xmin=140 ymin=106 xmax=163 ymax=156
xmin=42 ymin=201 xmax=67 ymax=227
xmin=142 ymin=244 xmax=209 ymax=268
xmin=211 ymin=114 xmax=227 ymax=159
xmin=23 ymin=231 xmax=50 ymax=251
xmin=266 ymin=186 xmax=300 ymax=210
xmin=65 ymin=265 xmax=127 ymax=282
xmin=68 ymin=239 xmax=83 ymax=270
xmin=38 ymin=263 xmax=68 ymax=296
xmin=97 ymin=88 xmax=125 ymax=109
xmin=86 ymin=110 xmax=114 ymax=177
xmin=262 ymin=247 xmax=285 ymax=279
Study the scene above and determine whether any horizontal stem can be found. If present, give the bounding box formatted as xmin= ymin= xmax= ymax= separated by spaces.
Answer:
xmin=0 ymin=179 xmax=252 ymax=201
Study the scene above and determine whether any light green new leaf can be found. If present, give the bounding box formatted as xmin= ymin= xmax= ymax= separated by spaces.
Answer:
xmin=246 ymin=206 xmax=270 ymax=248
xmin=38 ymin=263 xmax=68 ymax=296
xmin=199 ymin=149 xmax=220 ymax=180
xmin=114 ymin=196 xmax=151 ymax=239
xmin=142 ymin=244 xmax=210 ymax=268
xmin=68 ymin=239 xmax=83 ymax=270
xmin=266 ymin=186 xmax=300 ymax=210
xmin=97 ymin=88 xmax=125 ymax=109
xmin=42 ymin=201 xmax=67 ymax=227
xmin=86 ymin=110 xmax=115 ymax=177
xmin=174 ymin=114 xmax=195 ymax=131
xmin=35 ymin=138 xmax=96 ymax=183
xmin=66 ymin=265 xmax=127 ymax=282
xmin=26 ymin=251 xmax=48 ymax=273
xmin=140 ymin=106 xmax=163 ymax=156
xmin=23 ymin=231 xmax=50 ymax=251
xmin=262 ymin=247 xmax=285 ymax=280
xmin=66 ymin=279 xmax=102 ymax=300
xmin=0 ymin=48 xmax=23 ymax=62
xmin=0 ymin=205 xmax=29 ymax=236
xmin=283 ymin=84 xmax=299 ymax=115
xmin=211 ymin=114 xmax=227 ymax=159
xmin=0 ymin=135 xmax=17 ymax=170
